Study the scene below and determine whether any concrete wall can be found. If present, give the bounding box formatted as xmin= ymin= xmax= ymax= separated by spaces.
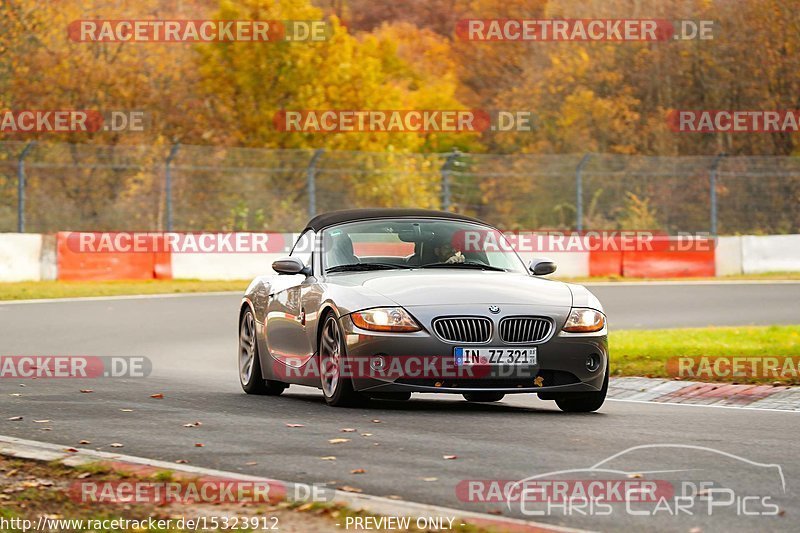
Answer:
xmin=741 ymin=234 xmax=800 ymax=274
xmin=517 ymin=251 xmax=589 ymax=278
xmin=171 ymin=252 xmax=287 ymax=279
xmin=714 ymin=236 xmax=743 ymax=276
xmin=40 ymin=234 xmax=57 ymax=280
xmin=169 ymin=232 xmax=294 ymax=280
xmin=0 ymin=233 xmax=43 ymax=281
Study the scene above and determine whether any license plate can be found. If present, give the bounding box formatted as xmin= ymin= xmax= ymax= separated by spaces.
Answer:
xmin=454 ymin=347 xmax=537 ymax=366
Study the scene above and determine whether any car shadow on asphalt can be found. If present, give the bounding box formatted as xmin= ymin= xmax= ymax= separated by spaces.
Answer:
xmin=238 ymin=390 xmax=607 ymax=417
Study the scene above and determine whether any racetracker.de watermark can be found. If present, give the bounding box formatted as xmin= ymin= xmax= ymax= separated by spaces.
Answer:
xmin=667 ymin=356 xmax=800 ymax=380
xmin=273 ymin=110 xmax=544 ymax=133
xmin=273 ymin=355 xmax=545 ymax=382
xmin=69 ymin=479 xmax=336 ymax=505
xmin=71 ymin=480 xmax=283 ymax=504
xmin=63 ymin=230 xmax=714 ymax=255
xmin=0 ymin=356 xmax=151 ymax=378
xmin=456 ymin=19 xmax=715 ymax=41
xmin=63 ymin=232 xmax=288 ymax=254
xmin=457 ymin=479 xmax=674 ymax=503
xmin=669 ymin=110 xmax=800 ymax=132
xmin=452 ymin=230 xmax=715 ymax=253
xmin=0 ymin=110 xmax=146 ymax=133
xmin=68 ymin=20 xmax=329 ymax=42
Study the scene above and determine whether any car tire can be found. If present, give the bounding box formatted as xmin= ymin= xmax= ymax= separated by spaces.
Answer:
xmin=554 ymin=366 xmax=608 ymax=413
xmin=463 ymin=392 xmax=505 ymax=402
xmin=319 ymin=313 xmax=367 ymax=407
xmin=239 ymin=309 xmax=287 ymax=395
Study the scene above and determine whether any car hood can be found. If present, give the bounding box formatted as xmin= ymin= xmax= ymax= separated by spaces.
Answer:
xmin=328 ymin=270 xmax=573 ymax=308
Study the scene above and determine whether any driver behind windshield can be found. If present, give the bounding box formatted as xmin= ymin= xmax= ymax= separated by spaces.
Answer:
xmin=322 ymin=220 xmax=524 ymax=273
xmin=324 ymin=231 xmax=359 ymax=269
xmin=431 ymin=235 xmax=465 ymax=264
xmin=435 ymin=243 xmax=465 ymax=264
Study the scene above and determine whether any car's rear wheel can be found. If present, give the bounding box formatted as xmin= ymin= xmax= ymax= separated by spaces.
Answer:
xmin=463 ymin=392 xmax=505 ymax=402
xmin=319 ymin=314 xmax=367 ymax=407
xmin=239 ymin=309 xmax=287 ymax=395
xmin=554 ymin=366 xmax=608 ymax=413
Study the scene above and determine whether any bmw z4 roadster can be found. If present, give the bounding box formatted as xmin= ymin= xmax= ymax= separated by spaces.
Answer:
xmin=239 ymin=208 xmax=608 ymax=411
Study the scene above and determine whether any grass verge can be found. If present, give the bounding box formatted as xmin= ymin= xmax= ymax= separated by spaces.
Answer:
xmin=0 ymin=280 xmax=250 ymax=301
xmin=3 ymin=272 xmax=799 ymax=302
xmin=610 ymin=325 xmax=800 ymax=384
xmin=0 ymin=456 xmax=503 ymax=533
xmin=558 ymin=272 xmax=800 ymax=283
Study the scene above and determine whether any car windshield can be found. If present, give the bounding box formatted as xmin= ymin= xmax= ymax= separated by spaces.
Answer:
xmin=322 ymin=218 xmax=527 ymax=274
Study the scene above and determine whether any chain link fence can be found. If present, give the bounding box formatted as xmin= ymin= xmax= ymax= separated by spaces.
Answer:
xmin=1 ymin=141 xmax=798 ymax=234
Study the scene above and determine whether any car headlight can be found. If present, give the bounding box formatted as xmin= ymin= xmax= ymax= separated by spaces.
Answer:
xmin=351 ymin=307 xmax=421 ymax=332
xmin=563 ymin=308 xmax=605 ymax=333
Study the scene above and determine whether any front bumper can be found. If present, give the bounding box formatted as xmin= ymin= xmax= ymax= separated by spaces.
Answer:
xmin=339 ymin=304 xmax=608 ymax=395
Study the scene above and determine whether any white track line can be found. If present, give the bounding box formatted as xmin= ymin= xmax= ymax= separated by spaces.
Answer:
xmin=608 ymin=398 xmax=799 ymax=413
xmin=0 ymin=434 xmax=589 ymax=533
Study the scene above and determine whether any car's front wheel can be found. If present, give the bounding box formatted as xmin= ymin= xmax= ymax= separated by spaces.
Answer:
xmin=239 ymin=309 xmax=287 ymax=395
xmin=319 ymin=314 xmax=367 ymax=407
xmin=554 ymin=367 xmax=608 ymax=413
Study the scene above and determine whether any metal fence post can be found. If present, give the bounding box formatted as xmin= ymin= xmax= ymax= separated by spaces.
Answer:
xmin=165 ymin=142 xmax=180 ymax=232
xmin=575 ymin=153 xmax=592 ymax=231
xmin=709 ymin=153 xmax=726 ymax=236
xmin=307 ymin=149 xmax=324 ymax=218
xmin=17 ymin=141 xmax=36 ymax=233
xmin=440 ymin=148 xmax=460 ymax=211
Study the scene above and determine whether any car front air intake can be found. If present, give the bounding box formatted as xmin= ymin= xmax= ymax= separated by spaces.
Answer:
xmin=433 ymin=317 xmax=492 ymax=343
xmin=499 ymin=316 xmax=553 ymax=343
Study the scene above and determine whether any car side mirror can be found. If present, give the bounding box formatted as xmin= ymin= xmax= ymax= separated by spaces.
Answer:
xmin=272 ymin=257 xmax=310 ymax=276
xmin=529 ymin=258 xmax=557 ymax=276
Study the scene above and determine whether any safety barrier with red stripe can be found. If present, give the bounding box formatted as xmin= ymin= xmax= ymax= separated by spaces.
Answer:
xmin=588 ymin=235 xmax=715 ymax=278
xmin=56 ymin=232 xmax=172 ymax=281
xmin=18 ymin=232 xmax=776 ymax=280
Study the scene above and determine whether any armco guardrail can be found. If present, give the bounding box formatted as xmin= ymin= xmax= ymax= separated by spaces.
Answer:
xmin=1 ymin=233 xmax=799 ymax=282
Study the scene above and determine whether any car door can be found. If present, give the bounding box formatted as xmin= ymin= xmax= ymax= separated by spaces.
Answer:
xmin=266 ymin=231 xmax=317 ymax=366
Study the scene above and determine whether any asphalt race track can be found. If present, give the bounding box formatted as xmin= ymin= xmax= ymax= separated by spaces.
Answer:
xmin=2 ymin=282 xmax=799 ymax=532
xmin=588 ymin=281 xmax=800 ymax=329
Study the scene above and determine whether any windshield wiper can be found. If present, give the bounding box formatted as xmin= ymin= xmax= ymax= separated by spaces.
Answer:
xmin=418 ymin=262 xmax=507 ymax=272
xmin=325 ymin=263 xmax=412 ymax=273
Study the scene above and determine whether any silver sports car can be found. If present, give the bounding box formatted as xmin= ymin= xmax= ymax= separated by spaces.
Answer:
xmin=239 ymin=208 xmax=608 ymax=411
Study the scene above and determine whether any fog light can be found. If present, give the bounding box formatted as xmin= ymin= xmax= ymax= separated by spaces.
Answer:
xmin=586 ymin=354 xmax=601 ymax=372
xmin=370 ymin=355 xmax=386 ymax=371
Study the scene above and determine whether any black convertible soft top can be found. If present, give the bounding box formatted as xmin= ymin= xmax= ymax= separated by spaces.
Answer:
xmin=303 ymin=208 xmax=484 ymax=232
